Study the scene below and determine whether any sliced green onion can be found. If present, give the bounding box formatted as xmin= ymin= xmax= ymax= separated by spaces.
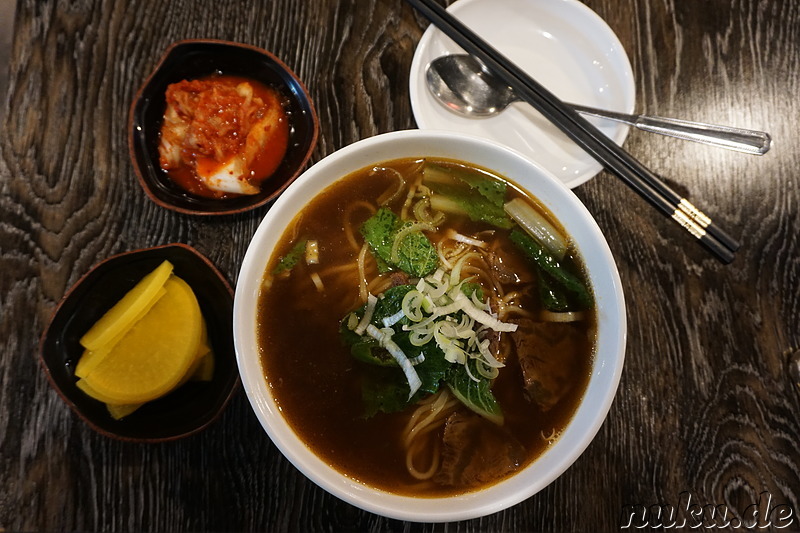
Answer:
xmin=471 ymin=289 xmax=487 ymax=310
xmin=476 ymin=338 xmax=504 ymax=369
xmin=475 ymin=359 xmax=500 ymax=379
xmin=346 ymin=312 xmax=359 ymax=330
xmin=382 ymin=309 xmax=406 ymax=328
xmin=463 ymin=358 xmax=481 ymax=382
xmin=354 ymin=293 xmax=377 ymax=335
xmin=401 ymin=289 xmax=425 ymax=322
xmin=409 ymin=327 xmax=434 ymax=346
xmin=365 ymin=324 xmax=421 ymax=399
xmin=413 ymin=197 xmax=446 ymax=225
xmin=453 ymin=292 xmax=518 ymax=333
xmin=421 ymin=295 xmax=435 ymax=313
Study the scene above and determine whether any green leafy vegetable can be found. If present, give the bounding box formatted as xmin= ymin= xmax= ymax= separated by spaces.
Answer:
xmin=340 ymin=286 xmax=414 ymax=367
xmin=424 ymin=163 xmax=506 ymax=205
xmin=360 ymin=367 xmax=414 ymax=417
xmin=272 ymin=239 xmax=307 ymax=274
xmin=396 ymin=231 xmax=439 ymax=278
xmin=509 ymin=228 xmax=592 ymax=310
xmin=460 ymin=281 xmax=484 ymax=301
xmin=340 ymin=285 xmax=450 ymax=415
xmin=360 ymin=208 xmax=438 ymax=277
xmin=359 ymin=349 xmax=451 ymax=417
xmin=360 ymin=208 xmax=395 ymax=262
xmin=446 ymin=362 xmax=504 ymax=425
xmin=424 ymin=163 xmax=513 ymax=229
xmin=538 ymin=274 xmax=572 ymax=312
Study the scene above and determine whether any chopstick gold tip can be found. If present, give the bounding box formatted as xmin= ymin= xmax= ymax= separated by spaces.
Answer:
xmin=671 ymin=209 xmax=735 ymax=263
xmin=678 ymin=199 xmax=712 ymax=228
xmin=671 ymin=209 xmax=707 ymax=240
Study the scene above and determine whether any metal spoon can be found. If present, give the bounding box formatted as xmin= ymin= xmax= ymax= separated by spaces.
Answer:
xmin=426 ymin=54 xmax=771 ymax=155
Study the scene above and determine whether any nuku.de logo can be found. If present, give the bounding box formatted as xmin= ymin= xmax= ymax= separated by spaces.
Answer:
xmin=620 ymin=491 xmax=794 ymax=529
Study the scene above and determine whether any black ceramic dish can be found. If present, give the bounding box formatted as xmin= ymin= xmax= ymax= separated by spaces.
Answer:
xmin=129 ymin=39 xmax=320 ymax=216
xmin=39 ymin=244 xmax=239 ymax=442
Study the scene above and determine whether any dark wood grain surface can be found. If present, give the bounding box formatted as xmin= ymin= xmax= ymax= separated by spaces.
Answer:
xmin=1 ymin=0 xmax=798 ymax=531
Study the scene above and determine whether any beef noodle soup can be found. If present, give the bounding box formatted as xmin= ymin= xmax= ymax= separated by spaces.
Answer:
xmin=256 ymin=158 xmax=596 ymax=497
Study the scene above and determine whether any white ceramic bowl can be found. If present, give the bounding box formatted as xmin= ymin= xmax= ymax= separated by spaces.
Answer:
xmin=233 ymin=130 xmax=626 ymax=522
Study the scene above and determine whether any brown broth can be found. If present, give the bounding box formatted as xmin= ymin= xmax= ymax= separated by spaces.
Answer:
xmin=256 ymin=158 xmax=595 ymax=497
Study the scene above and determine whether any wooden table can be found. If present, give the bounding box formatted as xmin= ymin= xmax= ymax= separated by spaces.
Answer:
xmin=1 ymin=0 xmax=798 ymax=530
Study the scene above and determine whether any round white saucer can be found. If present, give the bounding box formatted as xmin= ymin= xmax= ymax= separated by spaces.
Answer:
xmin=409 ymin=0 xmax=636 ymax=188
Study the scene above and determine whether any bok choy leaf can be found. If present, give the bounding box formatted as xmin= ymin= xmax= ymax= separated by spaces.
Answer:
xmin=360 ymin=207 xmax=438 ymax=277
xmin=509 ymin=228 xmax=592 ymax=310
xmin=423 ymin=163 xmax=513 ymax=229
xmin=446 ymin=361 xmax=504 ymax=425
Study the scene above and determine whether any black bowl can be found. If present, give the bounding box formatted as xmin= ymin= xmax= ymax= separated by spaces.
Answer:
xmin=128 ymin=39 xmax=319 ymax=215
xmin=39 ymin=244 xmax=239 ymax=442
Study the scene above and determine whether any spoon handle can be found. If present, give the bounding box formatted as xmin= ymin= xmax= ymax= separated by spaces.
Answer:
xmin=568 ymin=104 xmax=772 ymax=155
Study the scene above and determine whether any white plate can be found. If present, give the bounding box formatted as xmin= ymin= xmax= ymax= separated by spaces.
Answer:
xmin=409 ymin=0 xmax=636 ymax=188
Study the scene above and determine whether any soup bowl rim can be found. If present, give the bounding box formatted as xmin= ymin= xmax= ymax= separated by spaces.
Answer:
xmin=233 ymin=129 xmax=626 ymax=521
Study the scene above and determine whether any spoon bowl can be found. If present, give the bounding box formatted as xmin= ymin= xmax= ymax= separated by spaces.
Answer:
xmin=426 ymin=54 xmax=516 ymax=117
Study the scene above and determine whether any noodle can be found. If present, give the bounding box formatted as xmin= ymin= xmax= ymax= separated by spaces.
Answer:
xmin=317 ymin=262 xmax=359 ymax=277
xmin=373 ymin=167 xmax=406 ymax=205
xmin=343 ymin=201 xmax=376 ymax=252
xmin=501 ymin=291 xmax=523 ymax=303
xmin=497 ymin=304 xmax=534 ymax=320
xmin=402 ymin=389 xmax=459 ymax=480
xmin=400 ymin=175 xmax=426 ymax=220
xmin=366 ymin=274 xmax=393 ymax=296
xmin=461 ymin=264 xmax=503 ymax=298
xmin=357 ymin=243 xmax=370 ymax=303
xmin=309 ymin=272 xmax=325 ymax=292
xmin=437 ymin=239 xmax=473 ymax=271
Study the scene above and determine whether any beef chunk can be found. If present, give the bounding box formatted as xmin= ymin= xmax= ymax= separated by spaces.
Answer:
xmin=435 ymin=411 xmax=524 ymax=488
xmin=510 ymin=319 xmax=583 ymax=411
xmin=389 ymin=271 xmax=411 ymax=287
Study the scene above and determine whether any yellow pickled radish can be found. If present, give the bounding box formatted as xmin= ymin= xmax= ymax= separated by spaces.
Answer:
xmin=176 ymin=324 xmax=210 ymax=388
xmin=79 ymin=260 xmax=174 ymax=351
xmin=106 ymin=403 xmax=142 ymax=420
xmin=75 ymin=346 xmax=110 ymax=380
xmin=189 ymin=318 xmax=215 ymax=382
xmin=74 ymin=286 xmax=167 ymax=378
xmin=81 ymin=276 xmax=202 ymax=404
xmin=76 ymin=378 xmax=129 ymax=404
xmin=100 ymin=318 xmax=213 ymax=420
xmin=191 ymin=350 xmax=215 ymax=382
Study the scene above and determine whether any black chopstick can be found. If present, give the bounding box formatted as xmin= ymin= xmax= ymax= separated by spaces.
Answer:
xmin=406 ymin=0 xmax=739 ymax=264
